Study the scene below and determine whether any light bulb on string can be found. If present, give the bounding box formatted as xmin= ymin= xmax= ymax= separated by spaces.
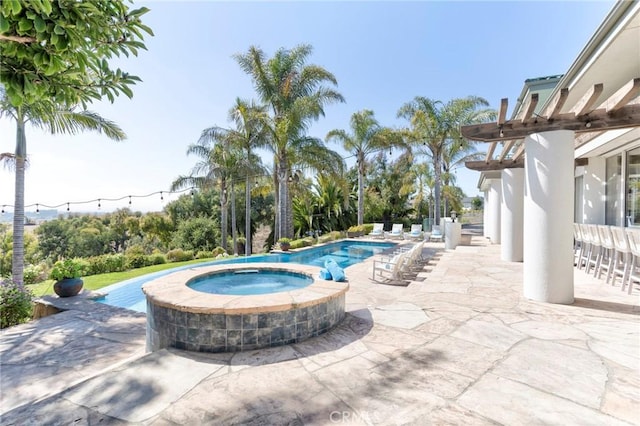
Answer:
xmin=98 ymin=199 xmax=101 ymax=210
xmin=1 ymin=206 xmax=4 ymax=214
xmin=36 ymin=204 xmax=39 ymax=214
xmin=128 ymin=195 xmax=132 ymax=206
xmin=160 ymin=191 xmax=164 ymax=202
xmin=66 ymin=202 xmax=70 ymax=212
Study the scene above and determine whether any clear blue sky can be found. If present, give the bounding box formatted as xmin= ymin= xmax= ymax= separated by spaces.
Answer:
xmin=0 ymin=0 xmax=615 ymax=213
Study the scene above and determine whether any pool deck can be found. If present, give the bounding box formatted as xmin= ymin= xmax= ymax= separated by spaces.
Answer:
xmin=1 ymin=236 xmax=639 ymax=425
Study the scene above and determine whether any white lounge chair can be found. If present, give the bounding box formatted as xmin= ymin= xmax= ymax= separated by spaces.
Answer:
xmin=372 ymin=251 xmax=408 ymax=282
xmin=408 ymin=224 xmax=423 ymax=240
xmin=386 ymin=223 xmax=404 ymax=240
xmin=369 ymin=223 xmax=384 ymax=239
xmin=429 ymin=225 xmax=444 ymax=242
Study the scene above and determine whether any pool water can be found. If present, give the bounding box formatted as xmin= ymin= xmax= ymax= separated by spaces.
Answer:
xmin=96 ymin=240 xmax=394 ymax=313
xmin=188 ymin=270 xmax=313 ymax=295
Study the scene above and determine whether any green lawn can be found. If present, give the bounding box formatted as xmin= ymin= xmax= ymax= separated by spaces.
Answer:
xmin=27 ymin=258 xmax=216 ymax=297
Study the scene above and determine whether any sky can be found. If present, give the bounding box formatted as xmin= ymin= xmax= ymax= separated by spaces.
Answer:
xmin=0 ymin=0 xmax=616 ymax=214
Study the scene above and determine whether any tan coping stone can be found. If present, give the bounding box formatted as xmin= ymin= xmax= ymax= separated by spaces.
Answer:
xmin=142 ymin=262 xmax=347 ymax=315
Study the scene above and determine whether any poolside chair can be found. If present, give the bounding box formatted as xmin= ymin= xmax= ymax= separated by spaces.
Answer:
xmin=372 ymin=250 xmax=408 ymax=283
xmin=369 ymin=223 xmax=384 ymax=239
xmin=385 ymin=223 xmax=404 ymax=240
xmin=429 ymin=225 xmax=444 ymax=242
xmin=408 ymin=224 xmax=423 ymax=241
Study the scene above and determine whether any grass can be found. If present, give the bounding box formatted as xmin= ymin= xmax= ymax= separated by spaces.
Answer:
xmin=27 ymin=258 xmax=216 ymax=297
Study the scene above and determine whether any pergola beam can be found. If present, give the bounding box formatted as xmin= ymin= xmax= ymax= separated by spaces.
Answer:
xmin=466 ymin=159 xmax=525 ymax=171
xmin=542 ymin=87 xmax=569 ymax=119
xmin=460 ymin=103 xmax=640 ymax=142
xmin=521 ymin=93 xmax=539 ymax=123
xmin=485 ymin=142 xmax=497 ymax=163
xmin=512 ymin=143 xmax=525 ymax=161
xmin=497 ymin=98 xmax=508 ymax=125
xmin=570 ymin=83 xmax=604 ymax=116
xmin=498 ymin=140 xmax=516 ymax=162
xmin=603 ymin=78 xmax=640 ymax=112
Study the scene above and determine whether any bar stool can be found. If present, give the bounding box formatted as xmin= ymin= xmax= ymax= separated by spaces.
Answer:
xmin=585 ymin=224 xmax=602 ymax=275
xmin=609 ymin=226 xmax=632 ymax=288
xmin=623 ymin=228 xmax=640 ymax=294
xmin=596 ymin=225 xmax=615 ymax=280
xmin=577 ymin=223 xmax=592 ymax=270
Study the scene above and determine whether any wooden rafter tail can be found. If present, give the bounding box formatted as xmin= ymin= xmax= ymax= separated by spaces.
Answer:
xmin=465 ymin=159 xmax=524 ymax=171
xmin=543 ymin=87 xmax=569 ymax=119
xmin=603 ymin=77 xmax=640 ymax=112
xmin=512 ymin=143 xmax=525 ymax=161
xmin=498 ymin=140 xmax=516 ymax=162
xmin=498 ymin=98 xmax=508 ymax=126
xmin=570 ymin=83 xmax=604 ymax=116
xmin=485 ymin=142 xmax=497 ymax=163
xmin=521 ymin=93 xmax=539 ymax=123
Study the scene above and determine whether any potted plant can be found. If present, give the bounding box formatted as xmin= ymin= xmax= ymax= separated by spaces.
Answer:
xmin=49 ymin=259 xmax=84 ymax=297
xmin=347 ymin=225 xmax=365 ymax=238
xmin=277 ymin=237 xmax=292 ymax=252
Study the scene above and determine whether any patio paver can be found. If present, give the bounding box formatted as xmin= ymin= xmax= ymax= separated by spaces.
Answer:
xmin=1 ymin=237 xmax=638 ymax=425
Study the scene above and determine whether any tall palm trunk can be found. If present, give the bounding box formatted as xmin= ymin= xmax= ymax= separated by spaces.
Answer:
xmin=220 ymin=180 xmax=228 ymax=252
xmin=277 ymin=154 xmax=290 ymax=239
xmin=433 ymin=153 xmax=442 ymax=226
xmin=357 ymin=153 xmax=365 ymax=225
xmin=12 ymin=110 xmax=26 ymax=286
xmin=245 ymin=174 xmax=251 ymax=256
xmin=231 ymin=180 xmax=237 ymax=255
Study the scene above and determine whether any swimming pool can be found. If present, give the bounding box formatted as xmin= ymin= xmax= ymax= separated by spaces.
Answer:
xmin=96 ymin=240 xmax=395 ymax=313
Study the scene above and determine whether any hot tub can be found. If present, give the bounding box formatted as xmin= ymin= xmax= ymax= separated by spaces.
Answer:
xmin=142 ymin=263 xmax=348 ymax=353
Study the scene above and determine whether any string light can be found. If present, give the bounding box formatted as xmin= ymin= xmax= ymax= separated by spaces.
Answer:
xmin=0 ymin=187 xmax=195 ymax=212
xmin=160 ymin=191 xmax=164 ymax=202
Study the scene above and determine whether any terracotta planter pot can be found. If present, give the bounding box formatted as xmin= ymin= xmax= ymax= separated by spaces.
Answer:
xmin=53 ymin=278 xmax=84 ymax=297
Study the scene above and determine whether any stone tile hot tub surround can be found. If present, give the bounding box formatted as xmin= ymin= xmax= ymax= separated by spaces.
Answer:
xmin=142 ymin=263 xmax=348 ymax=353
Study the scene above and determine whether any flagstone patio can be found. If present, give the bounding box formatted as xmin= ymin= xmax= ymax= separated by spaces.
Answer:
xmin=1 ymin=236 xmax=638 ymax=425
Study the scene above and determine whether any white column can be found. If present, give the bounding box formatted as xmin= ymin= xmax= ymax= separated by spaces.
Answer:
xmin=483 ymin=189 xmax=490 ymax=238
xmin=501 ymin=168 xmax=524 ymax=262
xmin=488 ymin=179 xmax=502 ymax=244
xmin=524 ymin=130 xmax=574 ymax=304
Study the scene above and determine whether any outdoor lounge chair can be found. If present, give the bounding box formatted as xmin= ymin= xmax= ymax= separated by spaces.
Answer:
xmin=369 ymin=223 xmax=384 ymax=239
xmin=372 ymin=250 xmax=408 ymax=282
xmin=408 ymin=224 xmax=423 ymax=240
xmin=429 ymin=225 xmax=444 ymax=242
xmin=385 ymin=223 xmax=404 ymax=240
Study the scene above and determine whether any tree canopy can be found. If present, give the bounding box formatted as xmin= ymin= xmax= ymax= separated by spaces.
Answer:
xmin=0 ymin=0 xmax=153 ymax=106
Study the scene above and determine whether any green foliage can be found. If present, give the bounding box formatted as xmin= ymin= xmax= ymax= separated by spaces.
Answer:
xmin=83 ymin=254 xmax=127 ymax=276
xmin=362 ymin=224 xmax=374 ymax=234
xmin=0 ymin=0 xmax=153 ymax=106
xmin=171 ymin=217 xmax=219 ymax=252
xmin=49 ymin=258 xmax=83 ymax=281
xmin=23 ymin=263 xmax=46 ymax=285
xmin=148 ymin=253 xmax=166 ymax=265
xmin=166 ymin=249 xmax=194 ymax=263
xmin=211 ymin=247 xmax=227 ymax=257
xmin=289 ymin=238 xmax=313 ymax=250
xmin=472 ymin=196 xmax=483 ymax=210
xmin=0 ymin=280 xmax=33 ymax=328
xmin=195 ymin=250 xmax=212 ymax=260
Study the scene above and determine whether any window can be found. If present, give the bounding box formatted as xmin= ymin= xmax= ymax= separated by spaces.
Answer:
xmin=626 ymin=147 xmax=640 ymax=227
xmin=605 ymin=155 xmax=622 ymax=226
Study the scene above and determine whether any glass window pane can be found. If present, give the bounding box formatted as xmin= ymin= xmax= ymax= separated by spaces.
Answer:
xmin=606 ymin=155 xmax=621 ymax=226
xmin=626 ymin=147 xmax=640 ymax=227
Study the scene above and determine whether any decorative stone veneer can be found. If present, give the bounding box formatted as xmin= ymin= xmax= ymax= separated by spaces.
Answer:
xmin=143 ymin=263 xmax=348 ymax=353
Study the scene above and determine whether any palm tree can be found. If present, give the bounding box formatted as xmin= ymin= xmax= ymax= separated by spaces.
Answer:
xmin=222 ymin=98 xmax=268 ymax=255
xmin=326 ymin=110 xmax=402 ymax=226
xmin=235 ymin=44 xmax=345 ymax=239
xmin=397 ymin=96 xmax=495 ymax=225
xmin=440 ymin=139 xmax=484 ymax=216
xmin=409 ymin=162 xmax=435 ymax=224
xmin=0 ymin=91 xmax=125 ymax=285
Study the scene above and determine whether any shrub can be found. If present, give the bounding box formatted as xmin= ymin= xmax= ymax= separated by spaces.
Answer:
xmin=195 ymin=250 xmax=212 ymax=259
xmin=49 ymin=259 xmax=84 ymax=281
xmin=362 ymin=224 xmax=374 ymax=234
xmin=148 ymin=253 xmax=166 ymax=265
xmin=125 ymin=253 xmax=150 ymax=269
xmin=84 ymin=254 xmax=127 ymax=275
xmin=23 ymin=263 xmax=47 ymax=285
xmin=290 ymin=238 xmax=313 ymax=249
xmin=166 ymin=248 xmax=194 ymax=263
xmin=211 ymin=247 xmax=227 ymax=257
xmin=0 ymin=280 xmax=33 ymax=329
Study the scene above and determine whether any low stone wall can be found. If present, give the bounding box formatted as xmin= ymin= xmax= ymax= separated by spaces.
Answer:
xmin=143 ymin=263 xmax=348 ymax=353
